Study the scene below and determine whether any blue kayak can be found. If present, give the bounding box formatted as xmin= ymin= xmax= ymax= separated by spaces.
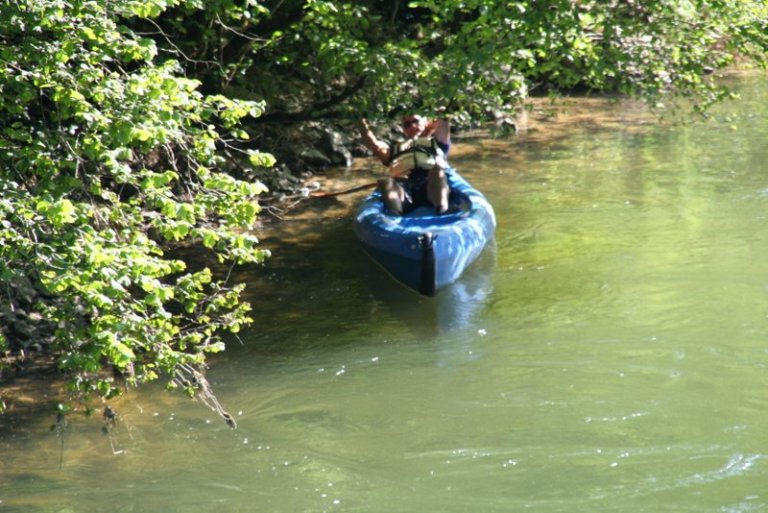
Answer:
xmin=353 ymin=168 xmax=496 ymax=295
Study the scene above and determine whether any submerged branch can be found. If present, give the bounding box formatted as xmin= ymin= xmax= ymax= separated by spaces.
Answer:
xmin=173 ymin=364 xmax=237 ymax=428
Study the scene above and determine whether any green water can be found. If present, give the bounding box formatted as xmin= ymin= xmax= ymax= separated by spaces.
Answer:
xmin=4 ymin=74 xmax=768 ymax=512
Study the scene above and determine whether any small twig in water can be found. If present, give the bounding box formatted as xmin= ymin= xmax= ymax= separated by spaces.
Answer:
xmin=102 ymin=406 xmax=124 ymax=455
xmin=51 ymin=412 xmax=67 ymax=469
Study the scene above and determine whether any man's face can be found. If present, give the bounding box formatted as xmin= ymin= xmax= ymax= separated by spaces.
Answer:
xmin=401 ymin=115 xmax=426 ymax=138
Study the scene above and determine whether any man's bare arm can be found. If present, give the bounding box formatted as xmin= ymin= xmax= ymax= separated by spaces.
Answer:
xmin=433 ymin=118 xmax=450 ymax=147
xmin=358 ymin=119 xmax=391 ymax=165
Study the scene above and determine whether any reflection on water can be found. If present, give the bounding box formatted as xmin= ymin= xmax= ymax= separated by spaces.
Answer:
xmin=358 ymin=239 xmax=497 ymax=338
xmin=4 ymin=73 xmax=768 ymax=512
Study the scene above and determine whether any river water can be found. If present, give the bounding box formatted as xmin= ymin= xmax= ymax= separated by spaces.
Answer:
xmin=3 ymin=73 xmax=768 ymax=513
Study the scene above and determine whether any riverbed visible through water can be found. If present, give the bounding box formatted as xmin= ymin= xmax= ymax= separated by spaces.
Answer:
xmin=3 ymin=73 xmax=768 ymax=513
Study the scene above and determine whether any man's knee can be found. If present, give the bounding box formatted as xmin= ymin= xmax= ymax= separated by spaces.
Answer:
xmin=429 ymin=165 xmax=446 ymax=178
xmin=378 ymin=177 xmax=404 ymax=214
xmin=377 ymin=177 xmax=396 ymax=191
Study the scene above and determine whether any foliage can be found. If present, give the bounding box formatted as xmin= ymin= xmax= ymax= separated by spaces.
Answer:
xmin=148 ymin=0 xmax=768 ymax=124
xmin=0 ymin=0 xmax=271 ymax=407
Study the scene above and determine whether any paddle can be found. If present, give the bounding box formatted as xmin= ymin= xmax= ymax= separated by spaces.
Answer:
xmin=309 ymin=180 xmax=378 ymax=198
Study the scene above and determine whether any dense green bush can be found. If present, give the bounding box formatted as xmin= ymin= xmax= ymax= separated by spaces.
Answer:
xmin=0 ymin=0 xmax=272 ymax=417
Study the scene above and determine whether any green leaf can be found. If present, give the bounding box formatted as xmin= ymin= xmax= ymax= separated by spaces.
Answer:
xmin=248 ymin=150 xmax=276 ymax=168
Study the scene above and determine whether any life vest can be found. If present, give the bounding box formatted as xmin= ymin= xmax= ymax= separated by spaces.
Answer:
xmin=388 ymin=137 xmax=446 ymax=178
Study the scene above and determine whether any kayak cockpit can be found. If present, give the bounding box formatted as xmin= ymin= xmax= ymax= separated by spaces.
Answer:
xmin=397 ymin=190 xmax=472 ymax=224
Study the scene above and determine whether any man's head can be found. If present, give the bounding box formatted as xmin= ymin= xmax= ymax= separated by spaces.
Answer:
xmin=401 ymin=115 xmax=427 ymax=138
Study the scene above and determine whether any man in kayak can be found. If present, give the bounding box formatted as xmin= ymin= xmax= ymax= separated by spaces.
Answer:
xmin=358 ymin=114 xmax=450 ymax=215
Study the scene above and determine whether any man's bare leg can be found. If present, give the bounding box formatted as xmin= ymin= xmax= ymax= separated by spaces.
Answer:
xmin=427 ymin=166 xmax=449 ymax=214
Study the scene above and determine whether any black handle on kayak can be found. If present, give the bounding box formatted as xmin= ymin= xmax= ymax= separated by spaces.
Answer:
xmin=419 ymin=232 xmax=437 ymax=296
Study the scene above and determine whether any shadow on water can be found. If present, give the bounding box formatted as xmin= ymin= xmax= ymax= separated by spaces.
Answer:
xmin=0 ymin=362 xmax=67 ymax=440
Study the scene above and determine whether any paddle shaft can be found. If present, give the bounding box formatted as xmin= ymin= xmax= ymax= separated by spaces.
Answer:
xmin=310 ymin=180 xmax=378 ymax=198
